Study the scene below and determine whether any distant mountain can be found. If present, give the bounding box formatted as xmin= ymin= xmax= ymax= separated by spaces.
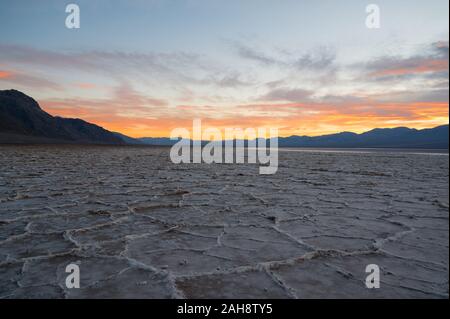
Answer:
xmin=277 ymin=125 xmax=449 ymax=149
xmin=0 ymin=89 xmax=124 ymax=144
xmin=137 ymin=137 xmax=177 ymax=145
xmin=138 ymin=125 xmax=449 ymax=149
xmin=112 ymin=132 xmax=144 ymax=145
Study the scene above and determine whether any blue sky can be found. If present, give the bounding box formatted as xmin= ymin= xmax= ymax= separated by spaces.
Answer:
xmin=0 ymin=0 xmax=448 ymax=137
xmin=1 ymin=0 xmax=448 ymax=52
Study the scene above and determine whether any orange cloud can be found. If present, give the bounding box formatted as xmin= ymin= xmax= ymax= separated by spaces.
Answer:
xmin=0 ymin=69 xmax=61 ymax=90
xmin=39 ymin=95 xmax=449 ymax=138
xmin=370 ymin=59 xmax=448 ymax=77
xmin=0 ymin=70 xmax=12 ymax=79
xmin=75 ymin=82 xmax=96 ymax=89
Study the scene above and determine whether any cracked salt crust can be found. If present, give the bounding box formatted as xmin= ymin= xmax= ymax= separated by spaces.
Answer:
xmin=0 ymin=146 xmax=448 ymax=298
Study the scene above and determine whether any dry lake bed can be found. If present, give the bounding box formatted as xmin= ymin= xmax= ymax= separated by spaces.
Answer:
xmin=0 ymin=145 xmax=448 ymax=298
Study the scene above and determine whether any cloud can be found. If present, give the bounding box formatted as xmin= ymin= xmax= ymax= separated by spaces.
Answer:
xmin=235 ymin=100 xmax=448 ymax=133
xmin=74 ymin=82 xmax=96 ymax=89
xmin=0 ymin=44 xmax=257 ymax=92
xmin=433 ymin=41 xmax=449 ymax=59
xmin=235 ymin=44 xmax=278 ymax=65
xmin=370 ymin=89 xmax=449 ymax=104
xmin=367 ymin=58 xmax=448 ymax=78
xmin=258 ymin=88 xmax=313 ymax=102
xmin=362 ymin=41 xmax=449 ymax=80
xmin=38 ymin=87 xmax=448 ymax=138
xmin=0 ymin=70 xmax=12 ymax=79
xmin=0 ymin=44 xmax=210 ymax=85
xmin=234 ymin=42 xmax=337 ymax=72
xmin=0 ymin=69 xmax=62 ymax=90
xmin=41 ymin=83 xmax=168 ymax=121
xmin=1 ymin=39 xmax=447 ymax=138
xmin=211 ymin=73 xmax=252 ymax=88
xmin=113 ymin=83 xmax=168 ymax=108
xmin=293 ymin=47 xmax=336 ymax=71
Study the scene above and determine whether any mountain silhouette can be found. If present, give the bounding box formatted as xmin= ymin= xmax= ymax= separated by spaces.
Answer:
xmin=0 ymin=89 xmax=448 ymax=148
xmin=0 ymin=89 xmax=124 ymax=144
xmin=137 ymin=126 xmax=448 ymax=149
xmin=276 ymin=125 xmax=448 ymax=149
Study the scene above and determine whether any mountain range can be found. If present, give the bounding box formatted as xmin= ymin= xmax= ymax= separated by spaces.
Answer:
xmin=276 ymin=125 xmax=449 ymax=149
xmin=0 ymin=89 xmax=448 ymax=149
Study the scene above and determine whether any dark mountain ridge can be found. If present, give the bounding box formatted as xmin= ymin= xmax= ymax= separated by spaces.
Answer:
xmin=138 ymin=125 xmax=449 ymax=149
xmin=0 ymin=89 xmax=124 ymax=144
xmin=276 ymin=125 xmax=448 ymax=148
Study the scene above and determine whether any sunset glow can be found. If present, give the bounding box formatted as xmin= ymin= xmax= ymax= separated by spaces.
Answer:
xmin=1 ymin=0 xmax=448 ymax=138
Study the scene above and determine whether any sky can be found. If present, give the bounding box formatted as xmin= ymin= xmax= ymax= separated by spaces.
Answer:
xmin=0 ymin=0 xmax=448 ymax=137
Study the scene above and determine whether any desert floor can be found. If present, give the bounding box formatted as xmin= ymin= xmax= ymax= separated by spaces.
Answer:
xmin=0 ymin=145 xmax=448 ymax=298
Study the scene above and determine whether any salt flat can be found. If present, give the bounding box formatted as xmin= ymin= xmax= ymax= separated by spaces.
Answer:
xmin=0 ymin=145 xmax=448 ymax=298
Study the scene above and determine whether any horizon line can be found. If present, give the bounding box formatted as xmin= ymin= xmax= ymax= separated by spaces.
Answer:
xmin=128 ymin=123 xmax=449 ymax=140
